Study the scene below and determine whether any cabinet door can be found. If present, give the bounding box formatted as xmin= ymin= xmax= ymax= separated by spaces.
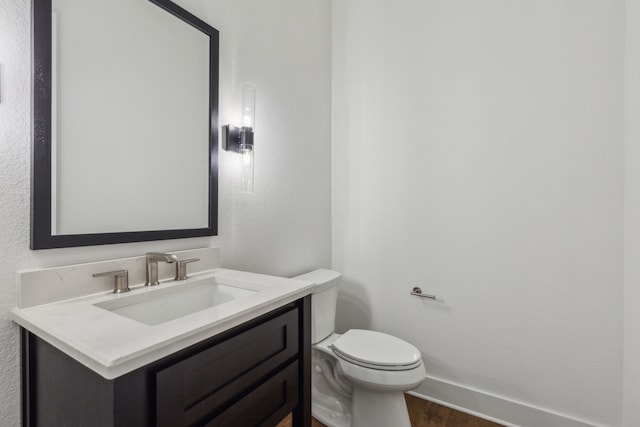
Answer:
xmin=156 ymin=308 xmax=299 ymax=427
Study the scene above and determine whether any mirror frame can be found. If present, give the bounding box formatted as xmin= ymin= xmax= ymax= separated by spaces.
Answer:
xmin=31 ymin=0 xmax=219 ymax=249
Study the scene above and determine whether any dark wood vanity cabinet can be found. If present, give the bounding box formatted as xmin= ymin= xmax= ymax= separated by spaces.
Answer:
xmin=21 ymin=296 xmax=311 ymax=427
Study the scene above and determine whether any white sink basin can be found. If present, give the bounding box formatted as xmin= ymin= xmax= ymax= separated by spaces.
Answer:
xmin=94 ymin=278 xmax=258 ymax=325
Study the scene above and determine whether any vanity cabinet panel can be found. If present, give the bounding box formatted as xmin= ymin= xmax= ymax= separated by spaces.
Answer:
xmin=22 ymin=331 xmax=153 ymax=427
xmin=156 ymin=308 xmax=299 ymax=426
xmin=21 ymin=296 xmax=311 ymax=427
xmin=22 ymin=331 xmax=116 ymax=426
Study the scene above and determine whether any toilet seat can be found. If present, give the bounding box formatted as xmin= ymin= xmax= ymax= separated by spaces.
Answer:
xmin=330 ymin=329 xmax=422 ymax=371
xmin=314 ymin=332 xmax=426 ymax=393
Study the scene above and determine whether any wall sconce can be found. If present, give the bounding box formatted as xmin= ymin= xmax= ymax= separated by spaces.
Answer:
xmin=222 ymin=83 xmax=256 ymax=193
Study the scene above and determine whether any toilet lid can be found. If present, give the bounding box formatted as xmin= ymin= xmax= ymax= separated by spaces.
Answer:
xmin=330 ymin=329 xmax=422 ymax=370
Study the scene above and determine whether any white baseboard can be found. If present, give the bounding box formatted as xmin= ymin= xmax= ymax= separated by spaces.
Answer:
xmin=409 ymin=376 xmax=608 ymax=427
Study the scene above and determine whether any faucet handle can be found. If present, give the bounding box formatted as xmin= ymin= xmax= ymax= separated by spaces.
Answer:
xmin=92 ymin=270 xmax=130 ymax=294
xmin=175 ymin=258 xmax=200 ymax=281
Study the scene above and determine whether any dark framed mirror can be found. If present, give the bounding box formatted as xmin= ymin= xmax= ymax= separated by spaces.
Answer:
xmin=31 ymin=0 xmax=219 ymax=249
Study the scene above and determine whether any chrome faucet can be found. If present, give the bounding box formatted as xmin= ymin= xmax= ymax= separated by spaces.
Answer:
xmin=145 ymin=252 xmax=178 ymax=286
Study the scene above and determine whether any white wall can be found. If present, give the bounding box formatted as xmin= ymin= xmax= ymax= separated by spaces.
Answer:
xmin=624 ymin=1 xmax=640 ymax=426
xmin=0 ymin=0 xmax=331 ymax=425
xmin=332 ymin=1 xmax=624 ymax=426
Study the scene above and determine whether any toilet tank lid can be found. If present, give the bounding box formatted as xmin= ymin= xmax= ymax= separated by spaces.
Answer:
xmin=293 ymin=269 xmax=341 ymax=292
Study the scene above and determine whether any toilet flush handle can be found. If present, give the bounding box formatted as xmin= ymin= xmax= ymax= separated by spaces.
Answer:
xmin=410 ymin=287 xmax=436 ymax=300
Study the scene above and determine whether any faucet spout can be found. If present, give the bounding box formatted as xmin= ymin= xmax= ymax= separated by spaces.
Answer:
xmin=145 ymin=252 xmax=178 ymax=286
xmin=147 ymin=252 xmax=178 ymax=264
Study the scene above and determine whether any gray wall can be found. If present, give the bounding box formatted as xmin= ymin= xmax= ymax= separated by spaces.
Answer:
xmin=624 ymin=1 xmax=640 ymax=426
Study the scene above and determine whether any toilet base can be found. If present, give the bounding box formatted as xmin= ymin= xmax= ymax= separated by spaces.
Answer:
xmin=352 ymin=388 xmax=411 ymax=427
xmin=312 ymin=401 xmax=352 ymax=427
xmin=312 ymin=348 xmax=352 ymax=427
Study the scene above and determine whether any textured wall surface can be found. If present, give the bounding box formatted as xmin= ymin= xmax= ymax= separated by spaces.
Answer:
xmin=0 ymin=1 xmax=331 ymax=425
xmin=332 ymin=0 xmax=624 ymax=425
xmin=1 ymin=1 xmax=32 ymax=424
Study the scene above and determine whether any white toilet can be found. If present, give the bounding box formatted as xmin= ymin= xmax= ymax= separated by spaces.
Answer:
xmin=294 ymin=269 xmax=426 ymax=427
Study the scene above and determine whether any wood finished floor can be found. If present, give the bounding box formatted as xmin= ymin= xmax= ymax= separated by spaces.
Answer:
xmin=276 ymin=394 xmax=504 ymax=427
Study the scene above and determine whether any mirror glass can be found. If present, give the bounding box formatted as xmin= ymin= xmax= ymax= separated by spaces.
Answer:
xmin=31 ymin=0 xmax=219 ymax=249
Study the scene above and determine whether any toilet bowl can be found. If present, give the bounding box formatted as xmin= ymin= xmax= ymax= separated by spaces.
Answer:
xmin=294 ymin=270 xmax=426 ymax=427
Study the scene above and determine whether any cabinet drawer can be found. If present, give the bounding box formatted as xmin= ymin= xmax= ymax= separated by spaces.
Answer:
xmin=156 ymin=307 xmax=299 ymax=427
xmin=205 ymin=361 xmax=298 ymax=427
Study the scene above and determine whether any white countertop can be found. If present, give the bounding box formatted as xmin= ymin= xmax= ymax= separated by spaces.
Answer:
xmin=11 ymin=268 xmax=315 ymax=379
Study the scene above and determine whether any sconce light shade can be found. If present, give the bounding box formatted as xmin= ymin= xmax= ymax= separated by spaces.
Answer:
xmin=242 ymin=83 xmax=256 ymax=130
xmin=223 ymin=83 xmax=256 ymax=193
xmin=240 ymin=143 xmax=254 ymax=193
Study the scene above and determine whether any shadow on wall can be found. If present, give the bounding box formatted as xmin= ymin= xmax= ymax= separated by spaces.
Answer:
xmin=334 ymin=277 xmax=373 ymax=333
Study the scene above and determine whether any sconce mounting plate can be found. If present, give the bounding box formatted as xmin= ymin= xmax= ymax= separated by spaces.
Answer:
xmin=222 ymin=125 xmax=253 ymax=153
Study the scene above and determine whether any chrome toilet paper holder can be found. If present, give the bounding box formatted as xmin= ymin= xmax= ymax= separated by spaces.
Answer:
xmin=410 ymin=286 xmax=436 ymax=300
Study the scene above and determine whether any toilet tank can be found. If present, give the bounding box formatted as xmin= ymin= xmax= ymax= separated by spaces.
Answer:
xmin=293 ymin=269 xmax=342 ymax=344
